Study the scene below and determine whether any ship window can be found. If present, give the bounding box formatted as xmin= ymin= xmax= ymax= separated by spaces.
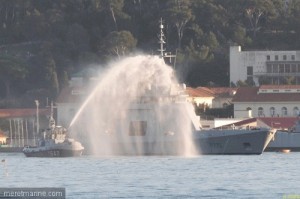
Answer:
xmin=129 ymin=121 xmax=147 ymax=136
xmin=270 ymin=107 xmax=275 ymax=117
xmin=281 ymin=107 xmax=288 ymax=116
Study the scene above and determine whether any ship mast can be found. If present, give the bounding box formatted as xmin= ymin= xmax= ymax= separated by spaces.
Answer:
xmin=158 ymin=18 xmax=176 ymax=65
xmin=49 ymin=102 xmax=55 ymax=129
xmin=158 ymin=18 xmax=166 ymax=58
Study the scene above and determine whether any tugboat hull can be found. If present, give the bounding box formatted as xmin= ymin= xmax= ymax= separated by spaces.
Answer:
xmin=23 ymin=149 xmax=83 ymax=157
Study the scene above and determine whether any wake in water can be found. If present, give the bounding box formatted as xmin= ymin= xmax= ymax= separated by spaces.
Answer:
xmin=69 ymin=55 xmax=199 ymax=156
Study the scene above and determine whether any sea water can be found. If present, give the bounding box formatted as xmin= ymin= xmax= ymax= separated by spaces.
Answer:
xmin=0 ymin=153 xmax=299 ymax=199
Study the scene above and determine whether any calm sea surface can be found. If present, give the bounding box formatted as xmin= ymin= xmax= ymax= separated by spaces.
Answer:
xmin=0 ymin=152 xmax=299 ymax=199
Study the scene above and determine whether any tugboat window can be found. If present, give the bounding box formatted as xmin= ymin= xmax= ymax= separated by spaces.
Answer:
xmin=129 ymin=121 xmax=147 ymax=136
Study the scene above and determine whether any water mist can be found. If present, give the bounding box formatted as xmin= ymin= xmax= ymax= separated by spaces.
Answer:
xmin=69 ymin=55 xmax=200 ymax=156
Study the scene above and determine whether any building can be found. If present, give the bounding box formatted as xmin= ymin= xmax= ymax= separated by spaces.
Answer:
xmin=232 ymin=85 xmax=300 ymax=118
xmin=186 ymin=87 xmax=237 ymax=109
xmin=56 ymin=68 xmax=99 ymax=126
xmin=230 ymin=45 xmax=300 ymax=86
xmin=186 ymin=87 xmax=215 ymax=108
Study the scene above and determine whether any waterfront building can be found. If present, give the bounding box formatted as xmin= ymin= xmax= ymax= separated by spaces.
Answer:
xmin=232 ymin=85 xmax=300 ymax=118
xmin=230 ymin=45 xmax=300 ymax=86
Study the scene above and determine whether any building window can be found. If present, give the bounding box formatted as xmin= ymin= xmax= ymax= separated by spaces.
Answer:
xmin=298 ymin=64 xmax=300 ymax=72
xmin=247 ymin=66 xmax=253 ymax=75
xmin=267 ymin=55 xmax=270 ymax=60
xmin=279 ymin=64 xmax=284 ymax=73
xmin=283 ymin=55 xmax=287 ymax=60
xmin=281 ymin=107 xmax=287 ymax=116
xmin=273 ymin=64 xmax=279 ymax=73
xmin=285 ymin=64 xmax=291 ymax=73
xmin=267 ymin=64 xmax=272 ymax=73
xmin=275 ymin=55 xmax=278 ymax=61
xmin=292 ymin=64 xmax=297 ymax=72
xmin=292 ymin=55 xmax=295 ymax=60
xmin=270 ymin=107 xmax=275 ymax=117
xmin=258 ymin=107 xmax=264 ymax=117
xmin=293 ymin=107 xmax=299 ymax=116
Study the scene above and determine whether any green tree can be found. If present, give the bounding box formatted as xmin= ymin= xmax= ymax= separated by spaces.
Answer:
xmin=165 ymin=0 xmax=193 ymax=49
xmin=0 ymin=55 xmax=27 ymax=98
xmin=101 ymin=30 xmax=137 ymax=58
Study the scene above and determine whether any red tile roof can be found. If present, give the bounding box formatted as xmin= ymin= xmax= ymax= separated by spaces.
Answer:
xmin=232 ymin=87 xmax=300 ymax=102
xmin=0 ymin=109 xmax=49 ymax=118
xmin=258 ymin=117 xmax=297 ymax=129
xmin=186 ymin=87 xmax=237 ymax=98
xmin=209 ymin=87 xmax=237 ymax=95
xmin=186 ymin=87 xmax=214 ymax=97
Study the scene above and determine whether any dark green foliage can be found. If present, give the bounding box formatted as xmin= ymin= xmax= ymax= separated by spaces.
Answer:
xmin=196 ymin=103 xmax=234 ymax=119
xmin=1 ymin=0 xmax=300 ymax=107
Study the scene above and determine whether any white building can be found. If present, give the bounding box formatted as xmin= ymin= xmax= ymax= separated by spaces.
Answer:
xmin=232 ymin=85 xmax=300 ymax=118
xmin=56 ymin=69 xmax=99 ymax=127
xmin=230 ymin=45 xmax=300 ymax=86
xmin=186 ymin=87 xmax=237 ymax=109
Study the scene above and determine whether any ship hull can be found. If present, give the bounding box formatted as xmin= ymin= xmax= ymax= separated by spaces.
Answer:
xmin=82 ymin=129 xmax=275 ymax=155
xmin=194 ymin=129 xmax=275 ymax=155
xmin=23 ymin=149 xmax=83 ymax=157
xmin=266 ymin=131 xmax=300 ymax=152
xmin=0 ymin=147 xmax=23 ymax=153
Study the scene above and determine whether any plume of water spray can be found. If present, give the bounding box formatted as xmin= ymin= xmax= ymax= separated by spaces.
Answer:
xmin=69 ymin=55 xmax=199 ymax=156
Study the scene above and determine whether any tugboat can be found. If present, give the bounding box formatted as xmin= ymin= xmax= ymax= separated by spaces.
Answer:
xmin=23 ymin=103 xmax=84 ymax=157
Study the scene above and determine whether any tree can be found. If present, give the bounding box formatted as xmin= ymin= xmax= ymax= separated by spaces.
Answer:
xmin=165 ymin=0 xmax=193 ymax=49
xmin=0 ymin=55 xmax=27 ymax=98
xmin=101 ymin=30 xmax=137 ymax=58
xmin=232 ymin=25 xmax=252 ymax=46
xmin=27 ymin=52 xmax=59 ymax=98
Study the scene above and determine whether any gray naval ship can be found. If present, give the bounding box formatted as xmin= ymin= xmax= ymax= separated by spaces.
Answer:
xmin=74 ymin=18 xmax=275 ymax=156
xmin=86 ymin=81 xmax=275 ymax=156
xmin=266 ymin=117 xmax=300 ymax=152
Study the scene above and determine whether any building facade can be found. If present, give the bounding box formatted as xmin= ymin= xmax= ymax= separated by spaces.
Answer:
xmin=230 ymin=45 xmax=300 ymax=86
xmin=232 ymin=85 xmax=300 ymax=118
